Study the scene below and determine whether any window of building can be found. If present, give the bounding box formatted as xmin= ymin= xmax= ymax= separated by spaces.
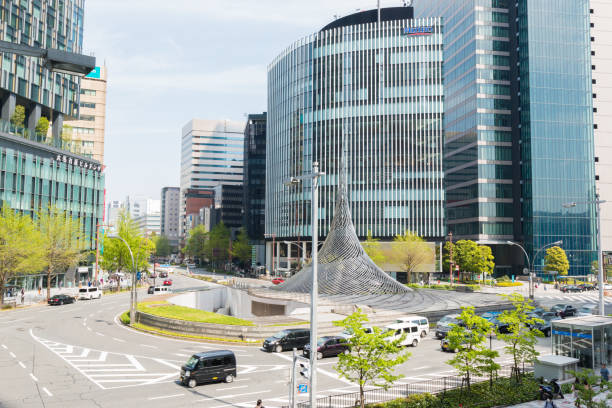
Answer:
xmin=80 ymin=115 xmax=95 ymax=121
xmin=80 ymin=102 xmax=96 ymax=109
xmin=80 ymin=89 xmax=96 ymax=96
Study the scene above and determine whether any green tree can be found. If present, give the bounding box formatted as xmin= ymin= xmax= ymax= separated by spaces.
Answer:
xmin=100 ymin=210 xmax=152 ymax=282
xmin=391 ymin=230 xmax=434 ymax=283
xmin=153 ymin=235 xmax=172 ymax=257
xmin=183 ymin=225 xmax=208 ymax=263
xmin=498 ymin=293 xmax=543 ymax=380
xmin=10 ymin=105 xmax=25 ymax=128
xmin=477 ymin=245 xmax=495 ymax=278
xmin=0 ymin=205 xmax=45 ymax=303
xmin=37 ymin=206 xmax=85 ymax=300
xmin=231 ymin=228 xmax=252 ymax=267
xmin=544 ymin=246 xmax=569 ymax=276
xmin=445 ymin=307 xmax=495 ymax=389
xmin=205 ymin=222 xmax=230 ymax=268
xmin=442 ymin=241 xmax=456 ymax=273
xmin=333 ymin=310 xmax=410 ymax=408
xmin=362 ymin=230 xmax=386 ymax=267
xmin=35 ymin=117 xmax=50 ymax=138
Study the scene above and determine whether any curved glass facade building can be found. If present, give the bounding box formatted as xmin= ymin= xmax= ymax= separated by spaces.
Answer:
xmin=266 ymin=8 xmax=444 ymax=246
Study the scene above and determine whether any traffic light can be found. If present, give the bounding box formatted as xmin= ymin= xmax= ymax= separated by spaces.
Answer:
xmin=299 ymin=362 xmax=310 ymax=380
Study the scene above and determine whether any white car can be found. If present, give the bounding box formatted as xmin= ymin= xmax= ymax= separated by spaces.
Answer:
xmin=383 ymin=322 xmax=421 ymax=347
xmin=395 ymin=315 xmax=430 ymax=338
xmin=338 ymin=325 xmax=374 ymax=339
xmin=78 ymin=287 xmax=102 ymax=300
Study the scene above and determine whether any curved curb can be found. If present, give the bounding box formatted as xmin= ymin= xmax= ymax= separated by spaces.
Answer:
xmin=112 ymin=310 xmax=259 ymax=348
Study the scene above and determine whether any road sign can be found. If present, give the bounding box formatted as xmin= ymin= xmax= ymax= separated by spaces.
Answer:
xmin=523 ymin=268 xmax=529 ymax=275
xmin=298 ymin=384 xmax=308 ymax=394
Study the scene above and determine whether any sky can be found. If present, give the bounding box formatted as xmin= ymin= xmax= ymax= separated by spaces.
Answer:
xmin=83 ymin=0 xmax=406 ymax=203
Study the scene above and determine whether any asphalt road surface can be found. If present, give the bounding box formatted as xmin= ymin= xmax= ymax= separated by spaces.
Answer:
xmin=1 ymin=273 xmax=559 ymax=408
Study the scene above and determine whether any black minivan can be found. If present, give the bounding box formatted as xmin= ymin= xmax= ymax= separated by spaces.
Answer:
xmin=180 ymin=350 xmax=236 ymax=388
xmin=262 ymin=328 xmax=310 ymax=352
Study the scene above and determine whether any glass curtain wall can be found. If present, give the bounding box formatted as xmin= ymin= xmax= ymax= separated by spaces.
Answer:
xmin=518 ymin=0 xmax=597 ymax=275
xmin=267 ymin=17 xmax=445 ymax=241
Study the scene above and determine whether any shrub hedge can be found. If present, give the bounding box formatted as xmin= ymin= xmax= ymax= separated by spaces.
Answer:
xmin=369 ymin=375 xmax=539 ymax=408
xmin=495 ymin=282 xmax=523 ymax=287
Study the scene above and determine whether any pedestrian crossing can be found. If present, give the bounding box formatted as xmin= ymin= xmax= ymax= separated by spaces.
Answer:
xmin=30 ymin=330 xmax=180 ymax=390
xmin=536 ymin=291 xmax=612 ymax=303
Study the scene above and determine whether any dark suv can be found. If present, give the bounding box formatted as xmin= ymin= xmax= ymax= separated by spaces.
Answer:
xmin=262 ymin=329 xmax=310 ymax=353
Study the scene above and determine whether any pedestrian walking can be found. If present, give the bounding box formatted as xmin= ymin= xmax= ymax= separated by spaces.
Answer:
xmin=255 ymin=399 xmax=264 ymax=408
xmin=20 ymin=288 xmax=25 ymax=304
xmin=544 ymin=398 xmax=556 ymax=408
xmin=37 ymin=286 xmax=41 ymax=295
xmin=601 ymin=363 xmax=609 ymax=383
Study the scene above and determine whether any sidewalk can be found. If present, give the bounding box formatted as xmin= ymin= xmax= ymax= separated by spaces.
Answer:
xmin=508 ymin=389 xmax=610 ymax=408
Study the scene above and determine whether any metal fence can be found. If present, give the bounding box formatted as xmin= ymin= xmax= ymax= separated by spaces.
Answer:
xmin=288 ymin=364 xmax=531 ymax=408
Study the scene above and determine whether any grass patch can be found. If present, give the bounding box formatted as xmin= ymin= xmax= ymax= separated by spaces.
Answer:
xmin=120 ymin=310 xmax=130 ymax=325
xmin=496 ymin=282 xmax=524 ymax=287
xmin=137 ymin=300 xmax=254 ymax=326
xmin=130 ymin=321 xmax=258 ymax=344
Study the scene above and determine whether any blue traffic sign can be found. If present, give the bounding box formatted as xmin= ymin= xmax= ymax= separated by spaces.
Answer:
xmin=298 ymin=384 xmax=308 ymax=393
xmin=136 ymin=272 xmax=141 ymax=280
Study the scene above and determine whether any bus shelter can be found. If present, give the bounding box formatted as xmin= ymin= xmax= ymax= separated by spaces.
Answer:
xmin=551 ymin=316 xmax=612 ymax=369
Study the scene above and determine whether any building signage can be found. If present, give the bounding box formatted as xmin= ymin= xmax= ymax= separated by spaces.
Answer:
xmin=551 ymin=330 xmax=592 ymax=339
xmin=54 ymin=154 xmax=102 ymax=172
xmin=86 ymin=66 xmax=101 ymax=79
xmin=403 ymin=26 xmax=433 ymax=36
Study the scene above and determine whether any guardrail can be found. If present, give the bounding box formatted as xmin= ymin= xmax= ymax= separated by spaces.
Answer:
xmin=288 ymin=364 xmax=531 ymax=408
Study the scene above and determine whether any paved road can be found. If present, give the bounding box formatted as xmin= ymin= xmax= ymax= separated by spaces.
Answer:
xmin=0 ymin=273 xmax=555 ymax=408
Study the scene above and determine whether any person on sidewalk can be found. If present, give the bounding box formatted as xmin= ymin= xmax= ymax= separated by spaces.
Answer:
xmin=255 ymin=399 xmax=264 ymax=408
xmin=544 ymin=398 xmax=557 ymax=408
xmin=601 ymin=363 xmax=609 ymax=383
xmin=20 ymin=288 xmax=24 ymax=304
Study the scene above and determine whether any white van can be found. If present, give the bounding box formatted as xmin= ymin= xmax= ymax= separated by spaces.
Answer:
xmin=396 ymin=315 xmax=430 ymax=338
xmin=153 ymin=286 xmax=171 ymax=294
xmin=78 ymin=287 xmax=102 ymax=300
xmin=383 ymin=322 xmax=421 ymax=347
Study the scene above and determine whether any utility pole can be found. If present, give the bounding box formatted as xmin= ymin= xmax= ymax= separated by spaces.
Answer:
xmin=449 ymin=231 xmax=454 ymax=285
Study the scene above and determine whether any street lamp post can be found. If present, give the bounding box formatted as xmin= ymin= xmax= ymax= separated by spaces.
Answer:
xmin=507 ymin=240 xmax=562 ymax=299
xmin=108 ymin=234 xmax=137 ymax=324
xmin=287 ymin=162 xmax=324 ymax=408
xmin=563 ymin=197 xmax=607 ymax=316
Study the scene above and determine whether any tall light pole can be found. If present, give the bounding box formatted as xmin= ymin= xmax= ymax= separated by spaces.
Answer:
xmin=507 ymin=240 xmax=561 ymax=299
xmin=108 ymin=234 xmax=136 ymax=324
xmin=563 ymin=197 xmax=606 ymax=315
xmin=287 ymin=162 xmax=324 ymax=407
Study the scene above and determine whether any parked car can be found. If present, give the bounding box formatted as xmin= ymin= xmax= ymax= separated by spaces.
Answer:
xmin=441 ymin=336 xmax=471 ymax=353
xmin=551 ymin=304 xmax=577 ymax=318
xmin=180 ymin=350 xmax=236 ymax=388
xmin=78 ymin=287 xmax=102 ymax=300
xmin=147 ymin=285 xmax=155 ymax=294
xmin=578 ymin=283 xmax=595 ymax=291
xmin=395 ymin=315 xmax=430 ymax=338
xmin=383 ymin=322 xmax=421 ymax=347
xmin=480 ymin=311 xmax=501 ymax=321
xmin=435 ymin=314 xmax=462 ymax=339
xmin=151 ymin=286 xmax=171 ymax=295
xmin=529 ymin=312 xmax=560 ymax=336
xmin=262 ymin=328 xmax=310 ymax=353
xmin=272 ymin=278 xmax=285 ymax=285
xmin=560 ymin=285 xmax=582 ymax=293
xmin=159 ymin=271 xmax=168 ymax=278
xmin=489 ymin=318 xmax=510 ymax=334
xmin=163 ymin=279 xmax=172 ymax=286
xmin=149 ymin=273 xmax=157 ymax=279
xmin=576 ymin=304 xmax=598 ymax=316
xmin=303 ymin=336 xmax=350 ymax=359
xmin=338 ymin=325 xmax=374 ymax=339
xmin=48 ymin=294 xmax=75 ymax=306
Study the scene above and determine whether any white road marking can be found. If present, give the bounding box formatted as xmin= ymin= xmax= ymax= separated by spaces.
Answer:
xmin=413 ymin=366 xmax=430 ymax=370
xmin=9 ymin=352 xmax=16 ymax=358
xmin=42 ymin=387 xmax=52 ymax=397
xmin=29 ymin=373 xmax=38 ymax=382
xmin=172 ymin=353 xmax=191 ymax=357
xmin=147 ymin=394 xmax=184 ymax=401
xmin=141 ymin=345 xmax=157 ymax=349
xmin=216 ymin=385 xmax=248 ymax=391
xmin=95 ymin=332 xmax=105 ymax=337
xmin=18 ymin=361 xmax=26 ymax=369
xmin=272 ymin=352 xmax=353 ymax=385
xmin=196 ymin=390 xmax=271 ymax=402
xmin=1 ymin=344 xmax=7 ymax=349
xmin=87 ymin=327 xmax=92 ymax=332
xmin=112 ymin=337 xmax=126 ymax=343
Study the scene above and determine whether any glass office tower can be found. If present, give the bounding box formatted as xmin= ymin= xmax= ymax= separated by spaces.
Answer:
xmin=518 ymin=0 xmax=597 ymax=275
xmin=266 ymin=8 xmax=445 ymax=251
xmin=414 ymin=0 xmax=597 ymax=276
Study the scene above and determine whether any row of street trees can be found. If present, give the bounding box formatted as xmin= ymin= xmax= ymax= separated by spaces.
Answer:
xmin=333 ymin=294 xmax=543 ymax=408
xmin=0 ymin=205 xmax=84 ymax=303
xmin=442 ymin=240 xmax=495 ymax=280
xmin=183 ymin=223 xmax=252 ymax=270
